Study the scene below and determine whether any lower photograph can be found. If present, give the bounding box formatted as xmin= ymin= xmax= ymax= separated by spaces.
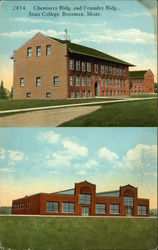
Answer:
xmin=0 ymin=128 xmax=157 ymax=250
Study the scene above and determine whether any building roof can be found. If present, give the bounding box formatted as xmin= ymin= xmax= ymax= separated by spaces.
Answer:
xmin=49 ymin=36 xmax=134 ymax=66
xmin=52 ymin=188 xmax=75 ymax=195
xmin=129 ymin=70 xmax=147 ymax=79
xmin=96 ymin=190 xmax=120 ymax=198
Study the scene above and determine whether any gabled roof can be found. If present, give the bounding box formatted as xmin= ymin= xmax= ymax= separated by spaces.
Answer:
xmin=129 ymin=70 xmax=147 ymax=79
xmin=48 ymin=36 xmax=134 ymax=66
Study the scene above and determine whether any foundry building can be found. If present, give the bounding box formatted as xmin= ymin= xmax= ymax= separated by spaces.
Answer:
xmin=11 ymin=32 xmax=134 ymax=100
xmin=129 ymin=69 xmax=154 ymax=94
xmin=12 ymin=181 xmax=149 ymax=216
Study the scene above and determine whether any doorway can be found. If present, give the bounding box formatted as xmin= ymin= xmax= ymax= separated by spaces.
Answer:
xmin=95 ymin=82 xmax=99 ymax=96
xmin=82 ymin=207 xmax=89 ymax=216
xmin=126 ymin=207 xmax=133 ymax=216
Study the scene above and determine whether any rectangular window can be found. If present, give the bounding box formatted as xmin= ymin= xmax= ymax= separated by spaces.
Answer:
xmin=96 ymin=204 xmax=106 ymax=214
xmin=88 ymin=90 xmax=91 ymax=97
xmin=138 ymin=205 xmax=147 ymax=215
xmin=20 ymin=78 xmax=25 ymax=87
xmin=70 ymin=59 xmax=74 ymax=70
xmin=106 ymin=79 xmax=109 ymax=87
xmin=101 ymin=79 xmax=105 ymax=87
xmin=46 ymin=92 xmax=51 ymax=98
xmin=26 ymin=92 xmax=31 ymax=98
xmin=83 ymin=90 xmax=86 ymax=98
xmin=82 ymin=76 xmax=86 ymax=86
xmin=94 ymin=63 xmax=98 ymax=73
xmin=116 ymin=68 xmax=119 ymax=76
xmin=87 ymin=77 xmax=91 ymax=86
xmin=113 ymin=67 xmax=116 ymax=76
xmin=101 ymin=65 xmax=104 ymax=74
xmin=36 ymin=46 xmax=42 ymax=56
xmin=109 ymin=66 xmax=112 ymax=75
xmin=79 ymin=194 xmax=91 ymax=205
xmin=36 ymin=77 xmax=41 ymax=87
xmin=117 ymin=79 xmax=119 ymax=87
xmin=113 ymin=79 xmax=116 ymax=86
xmin=124 ymin=197 xmax=134 ymax=206
xmin=120 ymin=68 xmax=123 ymax=76
xmin=77 ymin=91 xmax=80 ymax=98
xmin=76 ymin=60 xmax=80 ymax=71
xmin=105 ymin=65 xmax=108 ymax=74
xmin=123 ymin=69 xmax=126 ymax=77
xmin=27 ymin=47 xmax=32 ymax=57
xmin=46 ymin=201 xmax=59 ymax=213
xmin=87 ymin=62 xmax=91 ymax=72
xmin=82 ymin=62 xmax=86 ymax=72
xmin=110 ymin=204 xmax=120 ymax=214
xmin=124 ymin=80 xmax=126 ymax=87
xmin=76 ymin=76 xmax=80 ymax=86
xmin=110 ymin=79 xmax=112 ymax=87
xmin=26 ymin=202 xmax=30 ymax=209
xmin=70 ymin=76 xmax=74 ymax=86
xmin=62 ymin=202 xmax=75 ymax=213
xmin=46 ymin=45 xmax=51 ymax=56
xmin=54 ymin=76 xmax=59 ymax=86
xmin=71 ymin=91 xmax=74 ymax=98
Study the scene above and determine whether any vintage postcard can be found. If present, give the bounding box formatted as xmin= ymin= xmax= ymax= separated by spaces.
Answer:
xmin=0 ymin=0 xmax=157 ymax=250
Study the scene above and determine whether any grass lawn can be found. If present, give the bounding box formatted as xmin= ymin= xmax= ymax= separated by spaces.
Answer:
xmin=60 ymin=99 xmax=157 ymax=127
xmin=0 ymin=98 xmax=118 ymax=111
xmin=0 ymin=216 xmax=157 ymax=250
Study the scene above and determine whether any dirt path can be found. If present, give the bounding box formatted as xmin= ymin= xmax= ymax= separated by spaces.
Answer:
xmin=0 ymin=106 xmax=101 ymax=127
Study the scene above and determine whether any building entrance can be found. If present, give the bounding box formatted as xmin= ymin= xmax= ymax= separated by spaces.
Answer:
xmin=95 ymin=82 xmax=99 ymax=96
xmin=82 ymin=207 xmax=89 ymax=216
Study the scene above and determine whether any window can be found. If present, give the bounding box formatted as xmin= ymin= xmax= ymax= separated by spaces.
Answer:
xmin=87 ymin=62 xmax=91 ymax=72
xmin=46 ymin=45 xmax=51 ymax=56
xmin=70 ymin=76 xmax=74 ymax=86
xmin=79 ymin=194 xmax=91 ymax=205
xmin=76 ymin=76 xmax=80 ymax=86
xmin=46 ymin=92 xmax=51 ymax=98
xmin=26 ymin=202 xmax=30 ymax=209
xmin=20 ymin=78 xmax=25 ymax=87
xmin=36 ymin=77 xmax=41 ymax=87
xmin=70 ymin=59 xmax=74 ymax=70
xmin=124 ymin=80 xmax=126 ymax=87
xmin=96 ymin=204 xmax=106 ymax=214
xmin=62 ymin=202 xmax=75 ymax=213
xmin=113 ymin=79 xmax=116 ymax=86
xmin=82 ymin=76 xmax=86 ymax=86
xmin=82 ymin=62 xmax=86 ymax=72
xmin=26 ymin=92 xmax=31 ymax=98
xmin=123 ymin=69 xmax=126 ymax=77
xmin=116 ymin=67 xmax=119 ymax=76
xmin=110 ymin=204 xmax=120 ymax=214
xmin=76 ymin=60 xmax=80 ymax=71
xmin=106 ymin=79 xmax=108 ymax=87
xmin=101 ymin=79 xmax=105 ymax=87
xmin=87 ymin=77 xmax=91 ymax=86
xmin=117 ymin=79 xmax=119 ymax=87
xmin=27 ymin=47 xmax=32 ymax=57
xmin=54 ymin=76 xmax=59 ymax=86
xmin=113 ymin=67 xmax=116 ymax=76
xmin=83 ymin=90 xmax=86 ymax=98
xmin=71 ymin=91 xmax=74 ymax=98
xmin=110 ymin=79 xmax=112 ymax=87
xmin=94 ymin=63 xmax=98 ymax=73
xmin=77 ymin=91 xmax=80 ymax=98
xmin=109 ymin=66 xmax=112 ymax=75
xmin=138 ymin=205 xmax=147 ymax=215
xmin=120 ymin=68 xmax=123 ymax=76
xmin=105 ymin=65 xmax=108 ymax=74
xmin=36 ymin=46 xmax=42 ymax=56
xmin=101 ymin=65 xmax=104 ymax=74
xmin=46 ymin=201 xmax=59 ymax=213
xmin=88 ymin=90 xmax=91 ymax=97
xmin=124 ymin=197 xmax=134 ymax=206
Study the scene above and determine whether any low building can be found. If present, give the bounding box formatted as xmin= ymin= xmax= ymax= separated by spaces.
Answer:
xmin=11 ymin=32 xmax=134 ymax=100
xmin=129 ymin=69 xmax=154 ymax=94
xmin=12 ymin=181 xmax=149 ymax=216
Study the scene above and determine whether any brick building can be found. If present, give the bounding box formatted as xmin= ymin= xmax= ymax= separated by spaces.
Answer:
xmin=12 ymin=181 xmax=149 ymax=216
xmin=11 ymin=32 xmax=134 ymax=100
xmin=129 ymin=69 xmax=154 ymax=94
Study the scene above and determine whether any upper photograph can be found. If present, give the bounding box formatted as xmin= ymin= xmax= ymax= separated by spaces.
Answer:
xmin=0 ymin=0 xmax=157 ymax=127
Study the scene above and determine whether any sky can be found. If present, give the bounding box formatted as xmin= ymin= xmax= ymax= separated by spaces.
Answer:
xmin=0 ymin=128 xmax=157 ymax=208
xmin=0 ymin=0 xmax=157 ymax=90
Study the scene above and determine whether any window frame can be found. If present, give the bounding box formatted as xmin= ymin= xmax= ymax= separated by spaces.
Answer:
xmin=20 ymin=78 xmax=25 ymax=87
xmin=46 ymin=201 xmax=59 ymax=213
xmin=27 ymin=47 xmax=32 ymax=57
xmin=53 ymin=76 xmax=59 ymax=86
xmin=46 ymin=45 xmax=51 ymax=56
xmin=96 ymin=203 xmax=106 ymax=214
xmin=36 ymin=77 xmax=41 ymax=87
xmin=62 ymin=202 xmax=75 ymax=213
xmin=110 ymin=204 xmax=120 ymax=215
xmin=36 ymin=46 xmax=42 ymax=56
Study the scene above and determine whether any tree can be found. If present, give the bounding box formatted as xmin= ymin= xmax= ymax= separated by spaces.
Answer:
xmin=0 ymin=80 xmax=8 ymax=99
xmin=10 ymin=85 xmax=13 ymax=99
xmin=154 ymin=83 xmax=158 ymax=93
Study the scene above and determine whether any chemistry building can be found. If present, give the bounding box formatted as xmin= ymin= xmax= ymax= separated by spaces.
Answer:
xmin=12 ymin=181 xmax=149 ymax=216
xmin=11 ymin=32 xmax=134 ymax=100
